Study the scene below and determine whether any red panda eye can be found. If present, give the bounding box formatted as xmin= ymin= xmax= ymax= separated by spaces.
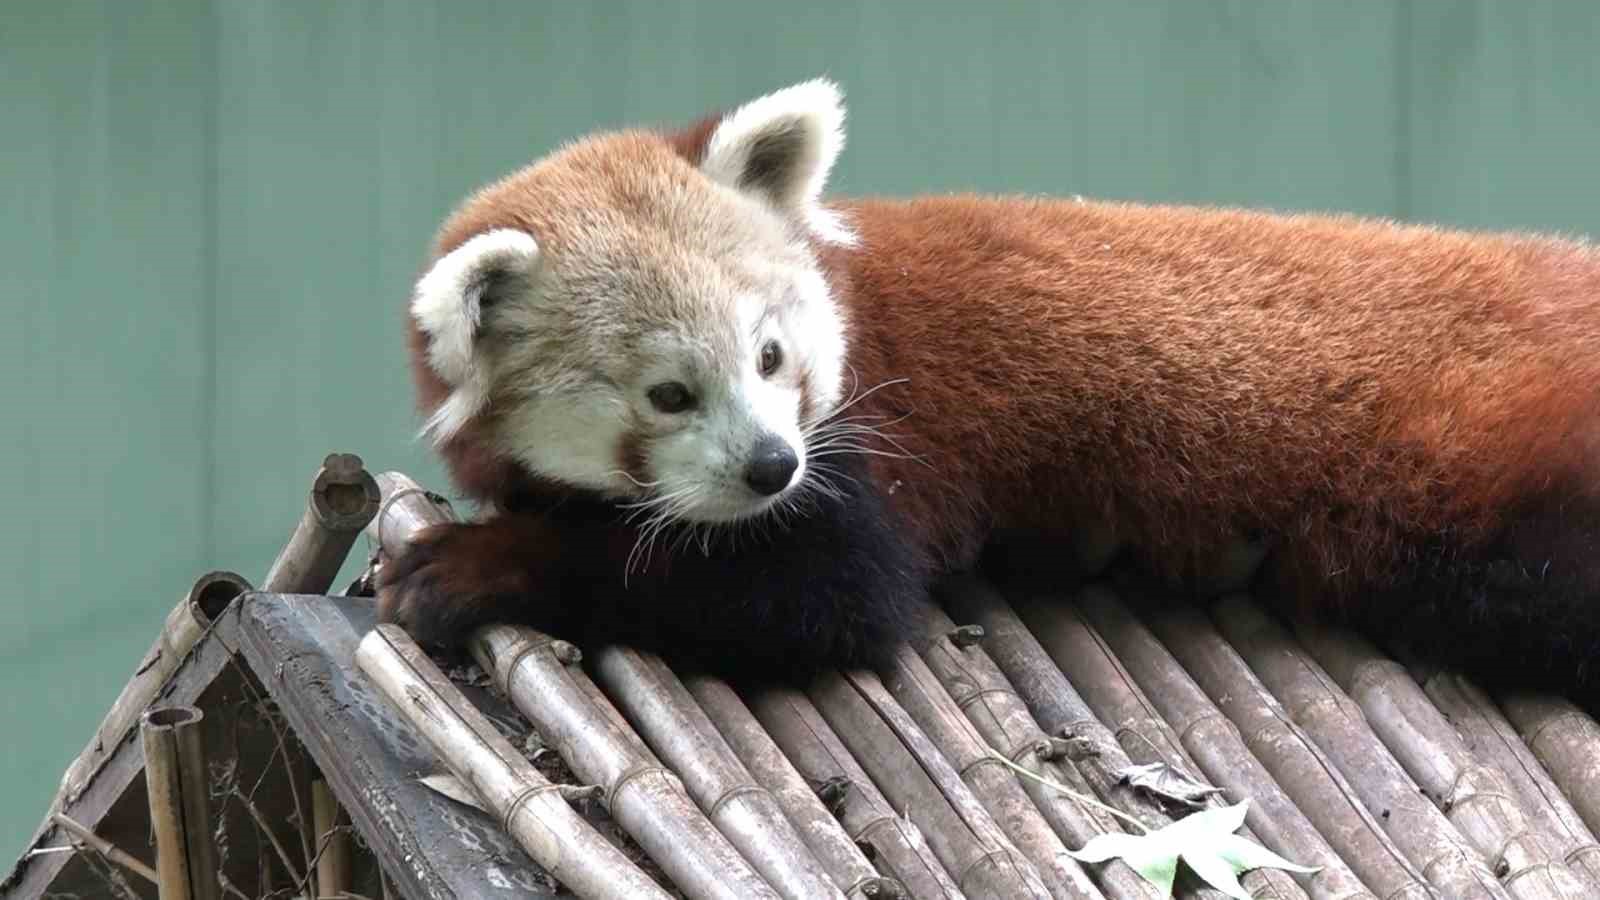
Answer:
xmin=759 ymin=340 xmax=783 ymax=377
xmin=648 ymin=382 xmax=695 ymax=414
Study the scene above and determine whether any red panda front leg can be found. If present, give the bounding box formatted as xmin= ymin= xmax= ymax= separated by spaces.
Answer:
xmin=376 ymin=514 xmax=585 ymax=650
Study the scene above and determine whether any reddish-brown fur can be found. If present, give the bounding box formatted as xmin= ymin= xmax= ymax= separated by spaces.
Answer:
xmin=391 ymin=113 xmax=1600 ymax=691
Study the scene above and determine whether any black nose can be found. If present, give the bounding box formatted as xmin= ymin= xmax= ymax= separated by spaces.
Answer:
xmin=744 ymin=436 xmax=798 ymax=496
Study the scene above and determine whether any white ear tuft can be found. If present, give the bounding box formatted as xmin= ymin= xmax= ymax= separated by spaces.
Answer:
xmin=700 ymin=78 xmax=854 ymax=245
xmin=410 ymin=228 xmax=539 ymax=441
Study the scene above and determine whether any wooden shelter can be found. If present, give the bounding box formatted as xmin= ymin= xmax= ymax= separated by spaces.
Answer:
xmin=6 ymin=452 xmax=1600 ymax=899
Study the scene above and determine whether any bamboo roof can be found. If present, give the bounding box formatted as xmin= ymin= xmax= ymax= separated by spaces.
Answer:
xmin=7 ymin=454 xmax=1600 ymax=900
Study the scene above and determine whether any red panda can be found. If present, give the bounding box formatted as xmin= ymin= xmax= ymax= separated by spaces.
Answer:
xmin=382 ymin=79 xmax=1600 ymax=697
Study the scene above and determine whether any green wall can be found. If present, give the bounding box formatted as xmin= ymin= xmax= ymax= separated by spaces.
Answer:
xmin=3 ymin=0 xmax=1596 ymax=861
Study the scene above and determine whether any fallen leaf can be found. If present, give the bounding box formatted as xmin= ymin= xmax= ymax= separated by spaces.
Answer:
xmin=1065 ymin=801 xmax=1319 ymax=898
xmin=418 ymin=772 xmax=487 ymax=813
xmin=1118 ymin=761 xmax=1226 ymax=807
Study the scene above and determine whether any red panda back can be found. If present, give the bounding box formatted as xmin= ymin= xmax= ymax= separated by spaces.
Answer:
xmin=817 ymin=194 xmax=1600 ymax=620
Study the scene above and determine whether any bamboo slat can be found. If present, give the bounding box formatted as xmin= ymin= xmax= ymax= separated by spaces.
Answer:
xmin=878 ymin=645 xmax=1106 ymax=899
xmin=809 ymin=669 xmax=1053 ymax=899
xmin=1497 ymin=694 xmax=1600 ymax=842
xmin=917 ymin=594 xmax=1165 ymax=900
xmin=1212 ymin=594 xmax=1508 ymax=899
xmin=355 ymin=624 xmax=671 ymax=900
xmin=473 ymin=625 xmax=781 ymax=900
xmin=590 ymin=646 xmax=845 ymax=900
xmin=682 ymin=674 xmax=903 ymax=899
xmin=745 ymin=685 xmax=967 ymax=899
xmin=1138 ymin=599 xmax=1433 ymax=900
xmin=1014 ymin=588 xmax=1306 ymax=900
xmin=1075 ymin=585 xmax=1374 ymax=900
xmin=1294 ymin=624 xmax=1585 ymax=898
xmin=1411 ymin=668 xmax=1600 ymax=888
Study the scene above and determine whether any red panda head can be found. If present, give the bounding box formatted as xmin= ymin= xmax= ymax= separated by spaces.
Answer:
xmin=407 ymin=79 xmax=855 ymax=526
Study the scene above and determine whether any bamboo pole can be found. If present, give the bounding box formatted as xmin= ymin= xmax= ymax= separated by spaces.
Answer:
xmin=1293 ymin=623 xmax=1585 ymax=898
xmin=1073 ymin=585 xmax=1374 ymax=900
xmin=355 ymin=624 xmax=671 ymax=899
xmin=681 ymin=673 xmax=904 ymax=900
xmin=1211 ymin=593 xmax=1508 ymax=899
xmin=589 ymin=646 xmax=845 ymax=900
xmin=810 ymin=668 xmax=1054 ymax=899
xmin=310 ymin=780 xmax=349 ymax=899
xmin=1409 ymin=667 xmax=1600 ymax=888
xmin=474 ymin=625 xmax=780 ymax=900
xmin=1135 ymin=597 xmax=1434 ymax=900
xmin=1495 ymin=692 xmax=1600 ymax=842
xmin=262 ymin=452 xmax=380 ymax=594
xmin=1013 ymin=588 xmax=1306 ymax=900
xmin=140 ymin=705 xmax=219 ymax=900
xmin=878 ymin=645 xmax=1107 ymax=899
xmin=744 ymin=684 xmax=967 ymax=899
xmin=916 ymin=598 xmax=1164 ymax=900
xmin=57 ymin=570 xmax=251 ymax=805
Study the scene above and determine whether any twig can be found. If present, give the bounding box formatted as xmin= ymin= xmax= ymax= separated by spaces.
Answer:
xmin=51 ymin=812 xmax=159 ymax=885
xmin=231 ymin=784 xmax=308 ymax=889
xmin=984 ymin=754 xmax=1152 ymax=835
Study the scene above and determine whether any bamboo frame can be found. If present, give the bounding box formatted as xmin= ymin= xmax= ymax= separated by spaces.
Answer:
xmin=744 ymin=685 xmax=965 ymax=898
xmin=1013 ymin=588 xmax=1306 ymax=900
xmin=1211 ymin=594 xmax=1507 ymax=899
xmin=140 ymin=705 xmax=219 ymax=900
xmin=681 ymin=673 xmax=902 ymax=900
xmin=877 ymin=645 xmax=1106 ymax=899
xmin=1293 ymin=622 xmax=1586 ymax=897
xmin=262 ymin=452 xmax=380 ymax=594
xmin=355 ymin=624 xmax=671 ymax=900
xmin=589 ymin=646 xmax=845 ymax=899
xmin=50 ymin=813 xmax=158 ymax=886
xmin=1072 ymin=585 xmax=1372 ymax=900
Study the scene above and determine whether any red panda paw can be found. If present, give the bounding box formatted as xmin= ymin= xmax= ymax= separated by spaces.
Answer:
xmin=375 ymin=520 xmax=554 ymax=650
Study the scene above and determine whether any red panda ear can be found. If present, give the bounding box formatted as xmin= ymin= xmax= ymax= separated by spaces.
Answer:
xmin=410 ymin=228 xmax=539 ymax=441
xmin=698 ymin=78 xmax=855 ymax=245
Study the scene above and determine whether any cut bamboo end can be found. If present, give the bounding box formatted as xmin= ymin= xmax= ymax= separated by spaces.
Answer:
xmin=57 ymin=570 xmax=252 ymax=804
xmin=472 ymin=624 xmax=781 ymax=900
xmin=356 ymin=624 xmax=671 ymax=900
xmin=140 ymin=704 xmax=219 ymax=900
xmin=262 ymin=453 xmax=381 ymax=594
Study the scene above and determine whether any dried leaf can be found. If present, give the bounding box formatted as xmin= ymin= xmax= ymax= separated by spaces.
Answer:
xmin=418 ymin=772 xmax=487 ymax=813
xmin=1117 ymin=761 xmax=1226 ymax=807
xmin=1066 ymin=801 xmax=1319 ymax=899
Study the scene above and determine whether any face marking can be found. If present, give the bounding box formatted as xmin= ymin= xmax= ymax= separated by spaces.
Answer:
xmin=411 ymin=79 xmax=855 ymax=533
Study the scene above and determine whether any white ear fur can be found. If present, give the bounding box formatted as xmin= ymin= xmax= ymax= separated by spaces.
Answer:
xmin=700 ymin=78 xmax=855 ymax=245
xmin=410 ymin=228 xmax=539 ymax=441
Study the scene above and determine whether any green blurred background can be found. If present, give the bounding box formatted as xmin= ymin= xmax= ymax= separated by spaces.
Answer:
xmin=2 ymin=0 xmax=1596 ymax=862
